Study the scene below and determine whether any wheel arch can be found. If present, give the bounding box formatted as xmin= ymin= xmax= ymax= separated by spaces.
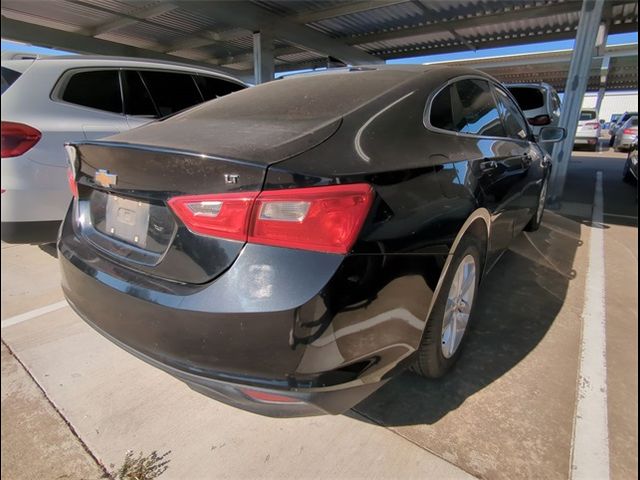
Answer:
xmin=423 ymin=208 xmax=491 ymax=326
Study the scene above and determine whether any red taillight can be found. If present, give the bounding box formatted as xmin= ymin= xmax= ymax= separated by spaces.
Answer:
xmin=168 ymin=183 xmax=374 ymax=254
xmin=168 ymin=192 xmax=258 ymax=242
xmin=239 ymin=387 xmax=302 ymax=404
xmin=67 ymin=167 xmax=78 ymax=198
xmin=528 ymin=114 xmax=551 ymax=126
xmin=1 ymin=122 xmax=42 ymax=158
xmin=623 ymin=128 xmax=637 ymax=135
xmin=585 ymin=122 xmax=600 ymax=129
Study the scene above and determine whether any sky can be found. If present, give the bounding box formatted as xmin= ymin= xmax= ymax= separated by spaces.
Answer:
xmin=1 ymin=32 xmax=637 ymax=67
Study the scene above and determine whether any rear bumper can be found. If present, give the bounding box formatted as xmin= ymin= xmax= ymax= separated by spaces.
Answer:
xmin=573 ymin=134 xmax=599 ymax=143
xmin=1 ymin=155 xmax=70 ymax=224
xmin=58 ymin=211 xmax=433 ymax=416
xmin=68 ymin=296 xmax=383 ymax=417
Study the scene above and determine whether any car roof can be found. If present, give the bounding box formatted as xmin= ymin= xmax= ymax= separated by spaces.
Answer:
xmin=23 ymin=55 xmax=245 ymax=84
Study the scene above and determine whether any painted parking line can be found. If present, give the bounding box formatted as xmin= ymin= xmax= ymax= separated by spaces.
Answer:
xmin=570 ymin=171 xmax=610 ymax=480
xmin=1 ymin=300 xmax=68 ymax=330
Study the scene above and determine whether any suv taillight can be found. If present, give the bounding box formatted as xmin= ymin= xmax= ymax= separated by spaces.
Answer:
xmin=168 ymin=183 xmax=374 ymax=254
xmin=528 ymin=115 xmax=551 ymax=126
xmin=623 ymin=128 xmax=637 ymax=135
xmin=1 ymin=122 xmax=42 ymax=158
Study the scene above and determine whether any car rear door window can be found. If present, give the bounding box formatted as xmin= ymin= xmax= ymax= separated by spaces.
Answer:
xmin=493 ymin=86 xmax=530 ymax=140
xmin=453 ymin=79 xmax=506 ymax=137
xmin=122 ymin=70 xmax=158 ymax=117
xmin=194 ymin=75 xmax=245 ymax=100
xmin=61 ymin=70 xmax=122 ymax=114
xmin=139 ymin=71 xmax=203 ymax=117
xmin=430 ymin=84 xmax=456 ymax=131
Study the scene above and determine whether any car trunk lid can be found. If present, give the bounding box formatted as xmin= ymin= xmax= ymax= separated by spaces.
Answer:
xmin=72 ymin=141 xmax=289 ymax=285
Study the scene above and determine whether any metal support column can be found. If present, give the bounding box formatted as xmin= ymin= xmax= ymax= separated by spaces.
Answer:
xmin=594 ymin=20 xmax=611 ymax=117
xmin=548 ymin=0 xmax=606 ymax=203
xmin=253 ymin=30 xmax=274 ymax=84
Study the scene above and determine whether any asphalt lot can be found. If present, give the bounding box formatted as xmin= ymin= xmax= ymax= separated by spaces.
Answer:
xmin=1 ymin=148 xmax=637 ymax=480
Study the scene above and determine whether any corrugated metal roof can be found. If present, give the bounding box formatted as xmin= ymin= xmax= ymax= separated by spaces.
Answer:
xmin=1 ymin=0 xmax=638 ymax=81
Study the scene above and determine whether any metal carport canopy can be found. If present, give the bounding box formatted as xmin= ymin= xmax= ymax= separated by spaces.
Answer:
xmin=421 ymin=43 xmax=638 ymax=92
xmin=1 ymin=0 xmax=638 ymax=82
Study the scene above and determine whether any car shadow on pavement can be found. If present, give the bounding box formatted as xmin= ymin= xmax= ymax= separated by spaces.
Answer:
xmin=350 ymin=211 xmax=583 ymax=427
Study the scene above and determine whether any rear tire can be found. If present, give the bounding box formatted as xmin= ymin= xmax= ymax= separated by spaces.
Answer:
xmin=411 ymin=237 xmax=481 ymax=378
xmin=525 ymin=177 xmax=548 ymax=232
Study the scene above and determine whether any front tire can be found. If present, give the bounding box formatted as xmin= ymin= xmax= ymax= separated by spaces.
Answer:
xmin=411 ymin=237 xmax=481 ymax=378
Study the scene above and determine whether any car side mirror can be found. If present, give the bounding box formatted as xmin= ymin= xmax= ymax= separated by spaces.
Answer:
xmin=539 ymin=126 xmax=566 ymax=143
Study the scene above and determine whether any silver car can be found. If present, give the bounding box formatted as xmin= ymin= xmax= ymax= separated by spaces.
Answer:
xmin=1 ymin=56 xmax=245 ymax=244
xmin=613 ymin=115 xmax=638 ymax=152
xmin=609 ymin=111 xmax=638 ymax=147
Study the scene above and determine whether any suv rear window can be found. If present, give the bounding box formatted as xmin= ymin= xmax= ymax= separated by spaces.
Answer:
xmin=61 ymin=70 xmax=122 ymax=114
xmin=1 ymin=67 xmax=22 ymax=95
xmin=507 ymin=87 xmax=545 ymax=111
xmin=580 ymin=111 xmax=597 ymax=121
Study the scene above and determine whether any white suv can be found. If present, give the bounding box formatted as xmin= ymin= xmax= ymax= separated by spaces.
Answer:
xmin=506 ymin=83 xmax=561 ymax=154
xmin=1 ymin=56 xmax=245 ymax=244
xmin=574 ymin=109 xmax=602 ymax=151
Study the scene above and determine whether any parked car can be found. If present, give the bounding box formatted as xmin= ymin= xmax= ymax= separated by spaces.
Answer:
xmin=606 ymin=113 xmax=622 ymax=131
xmin=574 ymin=109 xmax=601 ymax=151
xmin=623 ymin=137 xmax=638 ymax=183
xmin=505 ymin=83 xmax=562 ymax=138
xmin=59 ymin=66 xmax=565 ymax=417
xmin=613 ymin=115 xmax=638 ymax=152
xmin=1 ymin=55 xmax=246 ymax=244
xmin=609 ymin=111 xmax=638 ymax=147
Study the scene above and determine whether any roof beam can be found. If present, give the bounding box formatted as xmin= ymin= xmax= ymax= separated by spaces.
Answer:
xmin=82 ymin=2 xmax=178 ymax=36
xmin=289 ymin=0 xmax=408 ymax=24
xmin=175 ymin=1 xmax=382 ymax=65
xmin=0 ymin=16 xmax=250 ymax=80
xmin=165 ymin=1 xmax=408 ymax=55
xmin=344 ymin=1 xmax=583 ymax=46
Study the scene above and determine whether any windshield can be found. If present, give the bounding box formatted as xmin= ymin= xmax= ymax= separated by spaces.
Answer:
xmin=580 ymin=111 xmax=597 ymax=121
xmin=1 ymin=67 xmax=22 ymax=95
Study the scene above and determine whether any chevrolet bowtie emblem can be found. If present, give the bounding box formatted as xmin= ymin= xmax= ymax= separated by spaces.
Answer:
xmin=95 ymin=169 xmax=117 ymax=188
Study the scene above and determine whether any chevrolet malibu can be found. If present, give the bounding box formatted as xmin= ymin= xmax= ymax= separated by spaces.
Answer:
xmin=59 ymin=66 xmax=565 ymax=417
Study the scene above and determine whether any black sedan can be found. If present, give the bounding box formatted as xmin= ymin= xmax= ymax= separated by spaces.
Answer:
xmin=59 ymin=66 xmax=565 ymax=417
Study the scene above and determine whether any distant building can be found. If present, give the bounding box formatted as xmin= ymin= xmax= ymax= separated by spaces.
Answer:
xmin=582 ymin=91 xmax=639 ymax=122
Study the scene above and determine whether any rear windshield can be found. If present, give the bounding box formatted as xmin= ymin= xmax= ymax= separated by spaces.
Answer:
xmin=580 ymin=111 xmax=597 ymax=121
xmin=1 ymin=67 xmax=22 ymax=95
xmin=176 ymin=70 xmax=416 ymax=122
xmin=507 ymin=87 xmax=545 ymax=111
